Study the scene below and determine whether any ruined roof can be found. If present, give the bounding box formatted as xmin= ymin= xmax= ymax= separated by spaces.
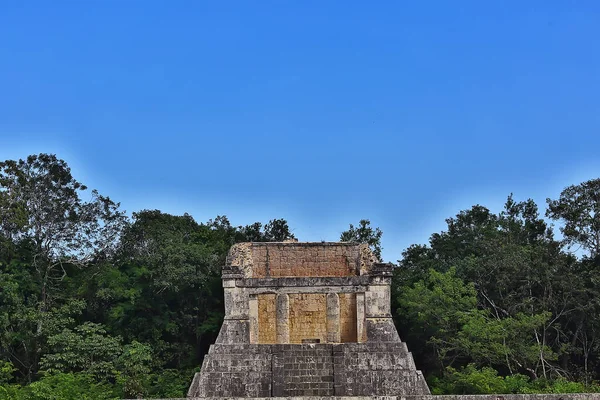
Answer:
xmin=226 ymin=242 xmax=378 ymax=278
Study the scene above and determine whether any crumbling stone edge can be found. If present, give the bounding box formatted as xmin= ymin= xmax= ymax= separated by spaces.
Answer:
xmin=128 ymin=394 xmax=600 ymax=400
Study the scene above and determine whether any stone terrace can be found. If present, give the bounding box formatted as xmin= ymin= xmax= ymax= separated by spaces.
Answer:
xmin=187 ymin=242 xmax=429 ymax=398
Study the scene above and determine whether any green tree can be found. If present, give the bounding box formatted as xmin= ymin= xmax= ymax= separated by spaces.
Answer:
xmin=16 ymin=372 xmax=117 ymax=400
xmin=396 ymin=268 xmax=478 ymax=370
xmin=547 ymin=178 xmax=600 ymax=257
xmin=39 ymin=322 xmax=123 ymax=379
xmin=116 ymin=341 xmax=153 ymax=399
xmin=238 ymin=219 xmax=295 ymax=242
xmin=90 ymin=210 xmax=223 ymax=372
xmin=0 ymin=360 xmax=15 ymax=384
xmin=396 ymin=195 xmax=581 ymax=381
xmin=0 ymin=154 xmax=126 ymax=287
xmin=340 ymin=219 xmax=383 ymax=260
xmin=431 ymin=364 xmax=531 ymax=395
xmin=0 ymin=154 xmax=127 ymax=381
xmin=239 ymin=222 xmax=264 ymax=242
xmin=398 ymin=268 xmax=555 ymax=379
xmin=263 ymin=218 xmax=295 ymax=242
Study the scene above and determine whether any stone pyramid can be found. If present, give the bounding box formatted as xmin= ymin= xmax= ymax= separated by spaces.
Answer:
xmin=187 ymin=241 xmax=430 ymax=398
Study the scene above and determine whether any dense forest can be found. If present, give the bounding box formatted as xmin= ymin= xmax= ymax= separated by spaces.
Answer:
xmin=1 ymin=154 xmax=600 ymax=399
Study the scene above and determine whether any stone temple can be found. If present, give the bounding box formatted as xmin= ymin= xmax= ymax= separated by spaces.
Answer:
xmin=187 ymin=241 xmax=430 ymax=398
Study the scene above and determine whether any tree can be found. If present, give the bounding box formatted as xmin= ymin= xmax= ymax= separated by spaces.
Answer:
xmin=94 ymin=210 xmax=224 ymax=372
xmin=121 ymin=210 xmax=219 ymax=293
xmin=238 ymin=219 xmax=295 ymax=242
xmin=0 ymin=154 xmax=127 ymax=381
xmin=427 ymin=205 xmax=499 ymax=264
xmin=546 ymin=178 xmax=600 ymax=258
xmin=396 ymin=268 xmax=478 ymax=370
xmin=116 ymin=341 xmax=153 ymax=399
xmin=0 ymin=154 xmax=127 ymax=269
xmin=239 ymin=222 xmax=264 ymax=242
xmin=0 ymin=360 xmax=16 ymax=384
xmin=39 ymin=322 xmax=123 ymax=379
xmin=396 ymin=195 xmax=581 ymax=381
xmin=340 ymin=219 xmax=383 ymax=260
xmin=431 ymin=364 xmax=530 ymax=395
xmin=397 ymin=268 xmax=555 ymax=379
xmin=17 ymin=372 xmax=118 ymax=400
xmin=263 ymin=219 xmax=295 ymax=242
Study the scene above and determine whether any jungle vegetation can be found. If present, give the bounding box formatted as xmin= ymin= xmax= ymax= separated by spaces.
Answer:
xmin=1 ymin=154 xmax=600 ymax=398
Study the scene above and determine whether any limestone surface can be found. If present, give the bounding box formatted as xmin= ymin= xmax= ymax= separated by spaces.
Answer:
xmin=187 ymin=242 xmax=429 ymax=398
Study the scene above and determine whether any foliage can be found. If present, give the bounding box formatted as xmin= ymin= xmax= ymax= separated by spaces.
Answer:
xmin=263 ymin=218 xmax=296 ymax=242
xmin=397 ymin=268 xmax=554 ymax=375
xmin=238 ymin=218 xmax=295 ymax=242
xmin=396 ymin=192 xmax=600 ymax=386
xmin=116 ymin=341 xmax=153 ymax=398
xmin=0 ymin=361 xmax=15 ymax=384
xmin=6 ymin=373 xmax=118 ymax=400
xmin=2 ymin=153 xmax=600 ymax=396
xmin=397 ymin=267 xmax=479 ymax=364
xmin=40 ymin=322 xmax=122 ymax=378
xmin=431 ymin=364 xmax=600 ymax=395
xmin=145 ymin=369 xmax=194 ymax=398
xmin=430 ymin=364 xmax=530 ymax=394
xmin=340 ymin=219 xmax=383 ymax=260
xmin=0 ymin=154 xmax=127 ymax=382
xmin=547 ymin=178 xmax=600 ymax=257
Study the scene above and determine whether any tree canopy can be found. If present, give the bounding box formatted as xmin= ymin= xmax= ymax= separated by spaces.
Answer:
xmin=2 ymin=154 xmax=600 ymax=397
xmin=340 ymin=219 xmax=383 ymax=260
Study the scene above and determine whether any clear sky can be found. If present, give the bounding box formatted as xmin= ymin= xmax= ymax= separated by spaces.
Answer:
xmin=1 ymin=1 xmax=599 ymax=262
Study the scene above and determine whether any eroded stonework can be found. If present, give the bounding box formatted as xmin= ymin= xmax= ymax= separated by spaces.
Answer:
xmin=187 ymin=242 xmax=430 ymax=398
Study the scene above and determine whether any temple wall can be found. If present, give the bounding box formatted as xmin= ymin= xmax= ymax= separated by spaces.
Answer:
xmin=197 ymin=242 xmax=427 ymax=398
xmin=249 ymin=243 xmax=362 ymax=278
xmin=257 ymin=294 xmax=276 ymax=344
xmin=339 ymin=292 xmax=357 ymax=342
xmin=256 ymin=290 xmax=359 ymax=344
xmin=289 ymin=293 xmax=328 ymax=343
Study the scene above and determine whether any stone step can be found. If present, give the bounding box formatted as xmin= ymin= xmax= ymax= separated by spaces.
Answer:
xmin=208 ymin=344 xmax=276 ymax=354
xmin=204 ymin=352 xmax=272 ymax=361
xmin=206 ymin=343 xmax=417 ymax=369
xmin=344 ymin=353 xmax=416 ymax=369
xmin=208 ymin=342 xmax=413 ymax=351
xmin=337 ymin=370 xmax=430 ymax=396
xmin=334 ymin=342 xmax=411 ymax=353
xmin=202 ymin=361 xmax=272 ymax=371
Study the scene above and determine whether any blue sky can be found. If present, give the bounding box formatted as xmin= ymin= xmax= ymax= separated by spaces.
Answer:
xmin=1 ymin=1 xmax=599 ymax=262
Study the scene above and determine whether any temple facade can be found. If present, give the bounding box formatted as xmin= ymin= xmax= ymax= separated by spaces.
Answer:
xmin=187 ymin=241 xmax=430 ymax=398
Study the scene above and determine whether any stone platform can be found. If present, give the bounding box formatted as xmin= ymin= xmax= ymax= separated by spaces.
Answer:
xmin=187 ymin=242 xmax=431 ymax=398
xmin=145 ymin=395 xmax=600 ymax=400
xmin=187 ymin=343 xmax=429 ymax=397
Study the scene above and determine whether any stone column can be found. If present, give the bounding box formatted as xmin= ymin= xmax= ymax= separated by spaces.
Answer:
xmin=276 ymin=293 xmax=290 ymax=344
xmin=248 ymin=294 xmax=259 ymax=344
xmin=365 ymin=263 xmax=399 ymax=342
xmin=326 ymin=293 xmax=341 ymax=343
xmin=215 ymin=266 xmax=250 ymax=344
xmin=356 ymin=292 xmax=366 ymax=342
